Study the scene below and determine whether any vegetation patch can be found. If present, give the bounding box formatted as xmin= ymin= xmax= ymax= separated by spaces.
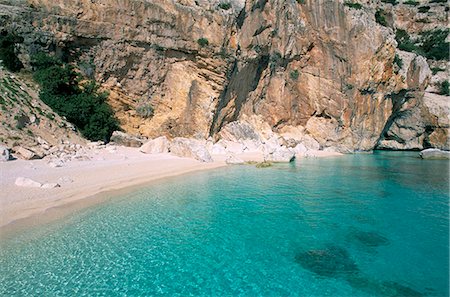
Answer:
xmin=393 ymin=54 xmax=403 ymax=69
xmin=136 ymin=103 xmax=154 ymax=119
xmin=197 ymin=38 xmax=209 ymax=47
xmin=439 ymin=81 xmax=449 ymax=96
xmin=344 ymin=2 xmax=363 ymax=9
xmin=290 ymin=70 xmax=300 ymax=80
xmin=31 ymin=53 xmax=118 ymax=141
xmin=0 ymin=31 xmax=24 ymax=72
xmin=375 ymin=10 xmax=388 ymax=27
xmin=218 ymin=2 xmax=231 ymax=10
xmin=403 ymin=0 xmax=419 ymax=5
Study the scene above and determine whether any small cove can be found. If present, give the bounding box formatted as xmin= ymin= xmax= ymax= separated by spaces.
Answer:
xmin=1 ymin=151 xmax=448 ymax=296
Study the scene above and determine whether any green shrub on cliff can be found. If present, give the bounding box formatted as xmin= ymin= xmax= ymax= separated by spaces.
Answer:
xmin=440 ymin=81 xmax=449 ymax=96
xmin=31 ymin=53 xmax=118 ymax=142
xmin=0 ymin=31 xmax=24 ymax=72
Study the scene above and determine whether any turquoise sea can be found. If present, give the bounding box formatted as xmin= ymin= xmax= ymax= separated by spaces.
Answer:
xmin=0 ymin=151 xmax=448 ymax=296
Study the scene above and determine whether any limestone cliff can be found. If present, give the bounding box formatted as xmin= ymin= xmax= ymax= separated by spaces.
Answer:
xmin=0 ymin=0 xmax=448 ymax=152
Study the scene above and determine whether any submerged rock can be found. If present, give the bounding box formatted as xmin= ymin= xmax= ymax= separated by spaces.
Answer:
xmin=350 ymin=230 xmax=389 ymax=247
xmin=419 ymin=148 xmax=450 ymax=160
xmin=295 ymin=245 xmax=359 ymax=277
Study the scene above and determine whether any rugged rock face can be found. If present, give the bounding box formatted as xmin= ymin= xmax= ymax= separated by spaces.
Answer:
xmin=0 ymin=0 xmax=448 ymax=152
xmin=0 ymin=66 xmax=85 ymax=158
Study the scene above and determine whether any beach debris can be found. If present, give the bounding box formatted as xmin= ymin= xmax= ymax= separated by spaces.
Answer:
xmin=48 ymin=160 xmax=65 ymax=168
xmin=225 ymin=154 xmax=245 ymax=165
xmin=15 ymin=177 xmax=42 ymax=188
xmin=41 ymin=183 xmax=61 ymax=189
xmin=169 ymin=138 xmax=213 ymax=163
xmin=295 ymin=245 xmax=359 ymax=277
xmin=140 ymin=136 xmax=170 ymax=154
xmin=0 ymin=146 xmax=10 ymax=161
xmin=110 ymin=131 xmax=144 ymax=148
xmin=419 ymin=148 xmax=450 ymax=160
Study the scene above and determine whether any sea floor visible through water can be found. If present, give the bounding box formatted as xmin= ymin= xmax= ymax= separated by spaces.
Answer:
xmin=0 ymin=151 xmax=449 ymax=296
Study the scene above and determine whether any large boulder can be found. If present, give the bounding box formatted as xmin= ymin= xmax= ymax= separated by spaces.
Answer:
xmin=110 ymin=131 xmax=144 ymax=147
xmin=0 ymin=146 xmax=10 ymax=162
xmin=140 ymin=136 xmax=170 ymax=154
xmin=264 ymin=147 xmax=295 ymax=163
xmin=169 ymin=138 xmax=213 ymax=163
xmin=15 ymin=147 xmax=41 ymax=160
xmin=419 ymin=149 xmax=450 ymax=160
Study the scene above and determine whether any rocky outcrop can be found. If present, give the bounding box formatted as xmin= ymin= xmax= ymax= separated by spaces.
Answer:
xmin=110 ymin=131 xmax=144 ymax=148
xmin=0 ymin=0 xmax=447 ymax=152
xmin=377 ymin=92 xmax=449 ymax=151
xmin=419 ymin=149 xmax=450 ymax=160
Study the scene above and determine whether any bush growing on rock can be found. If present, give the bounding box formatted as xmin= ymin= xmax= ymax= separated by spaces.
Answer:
xmin=31 ymin=53 xmax=119 ymax=142
xmin=0 ymin=31 xmax=24 ymax=72
xmin=197 ymin=38 xmax=209 ymax=47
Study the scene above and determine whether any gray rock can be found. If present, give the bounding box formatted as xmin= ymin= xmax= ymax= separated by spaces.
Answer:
xmin=15 ymin=177 xmax=42 ymax=188
xmin=140 ymin=136 xmax=170 ymax=154
xmin=218 ymin=121 xmax=261 ymax=142
xmin=169 ymin=138 xmax=213 ymax=162
xmin=110 ymin=131 xmax=144 ymax=147
xmin=0 ymin=146 xmax=10 ymax=162
xmin=419 ymin=148 xmax=450 ymax=160
xmin=264 ymin=147 xmax=295 ymax=163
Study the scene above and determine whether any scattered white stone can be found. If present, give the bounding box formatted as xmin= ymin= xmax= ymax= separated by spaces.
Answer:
xmin=41 ymin=183 xmax=61 ymax=189
xmin=48 ymin=160 xmax=64 ymax=168
xmin=0 ymin=146 xmax=10 ymax=162
xmin=15 ymin=177 xmax=42 ymax=188
xmin=58 ymin=176 xmax=74 ymax=184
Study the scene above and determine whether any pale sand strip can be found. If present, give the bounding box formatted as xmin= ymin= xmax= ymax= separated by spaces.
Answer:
xmin=0 ymin=147 xmax=233 ymax=230
xmin=0 ymin=146 xmax=340 ymax=233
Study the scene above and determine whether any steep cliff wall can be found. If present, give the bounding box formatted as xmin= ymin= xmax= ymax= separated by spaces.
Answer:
xmin=0 ymin=0 xmax=448 ymax=152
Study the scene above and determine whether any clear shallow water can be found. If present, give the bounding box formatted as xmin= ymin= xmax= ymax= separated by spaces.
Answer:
xmin=1 ymin=151 xmax=448 ymax=296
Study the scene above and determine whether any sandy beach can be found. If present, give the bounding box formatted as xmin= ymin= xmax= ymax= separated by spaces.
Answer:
xmin=0 ymin=146 xmax=234 ymax=229
xmin=0 ymin=144 xmax=344 ymax=232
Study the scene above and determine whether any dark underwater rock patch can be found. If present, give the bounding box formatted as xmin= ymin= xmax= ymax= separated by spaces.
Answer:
xmin=295 ymin=245 xmax=359 ymax=277
xmin=351 ymin=230 xmax=389 ymax=247
xmin=347 ymin=276 xmax=424 ymax=297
